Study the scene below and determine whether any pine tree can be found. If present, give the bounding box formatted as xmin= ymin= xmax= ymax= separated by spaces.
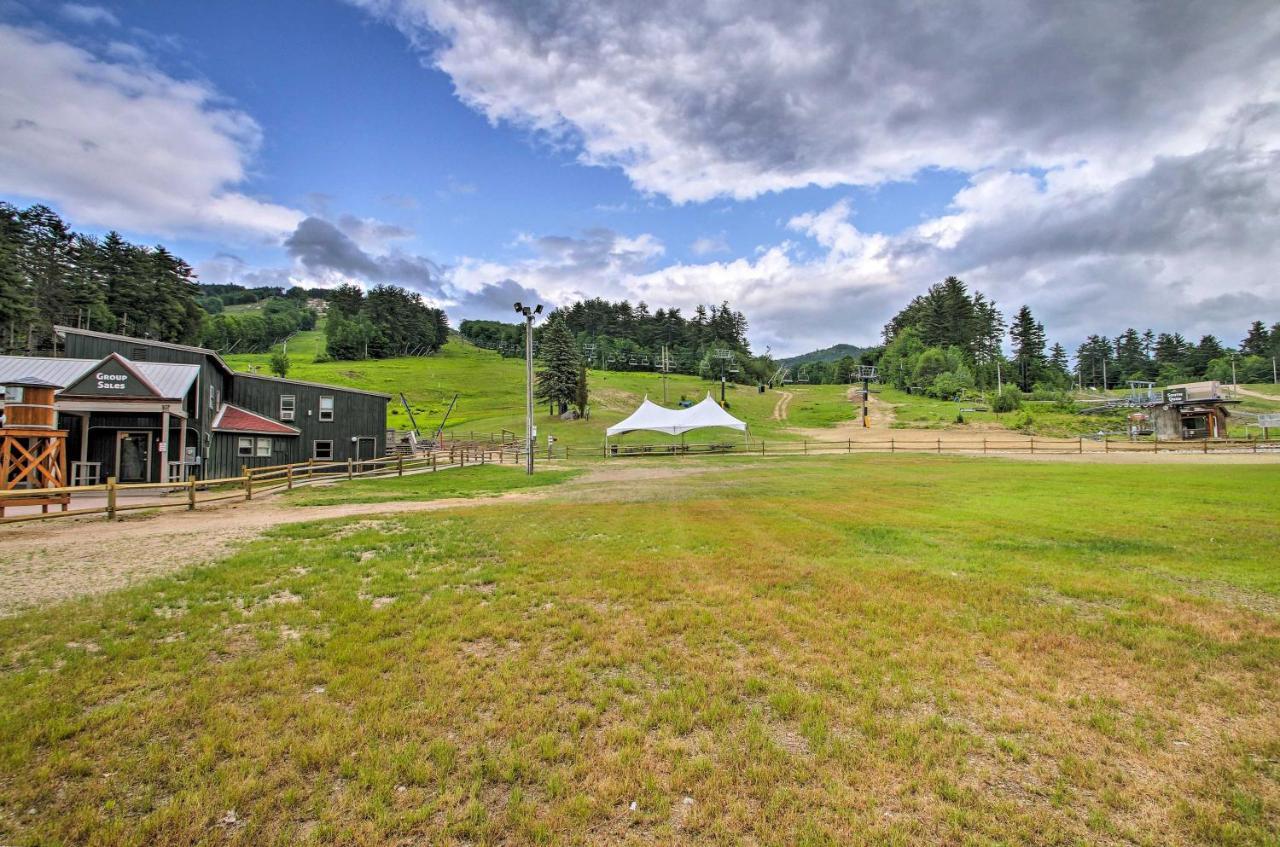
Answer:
xmin=1049 ymin=343 xmax=1069 ymax=374
xmin=1241 ymin=321 xmax=1271 ymax=357
xmin=534 ymin=315 xmax=580 ymax=414
xmin=1008 ymin=305 xmax=1047 ymax=391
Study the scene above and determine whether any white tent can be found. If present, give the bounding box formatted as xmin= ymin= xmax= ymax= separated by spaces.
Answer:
xmin=606 ymin=393 xmax=747 ymax=441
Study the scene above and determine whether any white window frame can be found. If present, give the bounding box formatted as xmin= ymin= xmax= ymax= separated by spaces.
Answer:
xmin=255 ymin=437 xmax=272 ymax=457
xmin=280 ymin=395 xmax=296 ymax=422
xmin=318 ymin=395 xmax=334 ymax=421
xmin=208 ymin=385 xmax=215 ymax=411
xmin=313 ymin=440 xmax=334 ymax=460
xmin=6 ymin=386 xmax=23 ymax=403
xmin=237 ymin=437 xmax=254 ymax=457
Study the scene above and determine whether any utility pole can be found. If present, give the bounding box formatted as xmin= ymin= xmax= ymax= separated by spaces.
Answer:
xmin=1101 ymin=357 xmax=1108 ymax=393
xmin=996 ymin=359 xmax=1003 ymax=395
xmin=1272 ymin=356 xmax=1277 ymax=385
xmin=513 ymin=301 xmax=542 ymax=475
xmin=1231 ymin=352 xmax=1238 ymax=395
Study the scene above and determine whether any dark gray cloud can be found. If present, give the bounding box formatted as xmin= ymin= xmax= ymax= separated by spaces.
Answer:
xmin=284 ymin=216 xmax=443 ymax=291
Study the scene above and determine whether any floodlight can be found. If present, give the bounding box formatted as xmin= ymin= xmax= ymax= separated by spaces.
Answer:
xmin=513 ymin=302 xmax=523 ymax=312
xmin=534 ymin=304 xmax=543 ymax=314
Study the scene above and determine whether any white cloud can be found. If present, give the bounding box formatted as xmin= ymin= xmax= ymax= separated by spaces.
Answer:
xmin=0 ymin=24 xmax=302 ymax=240
xmin=58 ymin=4 xmax=118 ymax=27
xmin=690 ymin=233 xmax=728 ymax=256
xmin=352 ymin=0 xmax=1280 ymax=202
xmin=349 ymin=0 xmax=1280 ymax=353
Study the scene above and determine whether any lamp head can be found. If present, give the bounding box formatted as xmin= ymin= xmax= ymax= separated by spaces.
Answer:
xmin=534 ymin=304 xmax=543 ymax=315
xmin=513 ymin=302 xmax=523 ymax=313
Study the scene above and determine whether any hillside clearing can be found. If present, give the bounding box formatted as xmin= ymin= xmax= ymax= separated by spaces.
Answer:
xmin=1 ymin=455 xmax=1277 ymax=845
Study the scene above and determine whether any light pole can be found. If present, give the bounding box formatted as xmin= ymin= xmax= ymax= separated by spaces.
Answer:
xmin=514 ymin=301 xmax=542 ymax=475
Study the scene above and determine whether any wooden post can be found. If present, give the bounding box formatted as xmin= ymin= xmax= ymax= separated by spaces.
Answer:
xmin=847 ymin=438 xmax=851 ymax=454
xmin=891 ymin=438 xmax=895 ymax=453
xmin=1030 ymin=437 xmax=1035 ymax=455
xmin=106 ymin=475 xmax=117 ymax=520
xmin=461 ymin=449 xmax=466 ymax=467
xmin=937 ymin=438 xmax=941 ymax=454
xmin=187 ymin=473 xmax=196 ymax=511
xmin=243 ymin=465 xmax=252 ymax=501
xmin=347 ymin=457 xmax=353 ymax=480
xmin=431 ymin=453 xmax=437 ymax=472
xmin=982 ymin=438 xmax=987 ymax=455
xmin=803 ymin=440 xmax=808 ymax=455
xmin=1203 ymin=438 xmax=1209 ymax=454
xmin=1104 ymin=438 xmax=1109 ymax=453
xmin=287 ymin=465 xmax=294 ymax=490
xmin=397 ymin=455 xmax=404 ymax=476
xmin=308 ymin=457 xmax=314 ymax=481
xmin=761 ymin=440 xmax=765 ymax=455
xmin=1078 ymin=437 xmax=1083 ymax=454
xmin=1153 ymin=435 xmax=1158 ymax=454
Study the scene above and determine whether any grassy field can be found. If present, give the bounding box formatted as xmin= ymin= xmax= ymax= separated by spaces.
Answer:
xmin=283 ymin=464 xmax=580 ymax=506
xmin=878 ymin=387 xmax=1129 ymax=436
xmin=1 ymin=455 xmax=1277 ymax=845
xmin=224 ymin=330 xmax=854 ymax=448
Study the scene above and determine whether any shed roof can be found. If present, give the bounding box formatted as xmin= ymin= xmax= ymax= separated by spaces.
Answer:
xmin=211 ymin=403 xmax=300 ymax=435
xmin=0 ymin=355 xmax=200 ymax=400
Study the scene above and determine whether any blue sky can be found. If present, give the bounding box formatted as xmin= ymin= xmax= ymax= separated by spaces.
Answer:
xmin=1 ymin=1 xmax=1276 ymax=355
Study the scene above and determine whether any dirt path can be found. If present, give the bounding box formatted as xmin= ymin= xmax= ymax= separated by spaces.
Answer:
xmin=0 ymin=463 xmax=737 ymax=617
xmin=1232 ymin=385 xmax=1279 ymax=402
xmin=771 ymin=390 xmax=794 ymax=421
xmin=789 ymin=385 xmax=896 ymax=440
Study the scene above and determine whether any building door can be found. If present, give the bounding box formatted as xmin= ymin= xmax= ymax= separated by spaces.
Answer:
xmin=355 ymin=437 xmax=376 ymax=471
xmin=116 ymin=432 xmax=152 ymax=482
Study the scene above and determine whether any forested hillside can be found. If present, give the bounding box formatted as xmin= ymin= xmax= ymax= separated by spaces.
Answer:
xmin=461 ymin=297 xmax=774 ymax=381
xmin=1 ymin=203 xmax=203 ymax=352
xmin=0 ymin=203 xmax=451 ymax=361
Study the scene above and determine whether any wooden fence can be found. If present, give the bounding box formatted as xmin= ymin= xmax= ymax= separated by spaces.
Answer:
xmin=0 ymin=444 xmax=504 ymax=526
xmin=591 ymin=435 xmax=1280 ymax=459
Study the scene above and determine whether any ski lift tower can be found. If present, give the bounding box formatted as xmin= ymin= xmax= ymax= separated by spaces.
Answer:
xmin=856 ymin=365 xmax=878 ymax=428
xmin=713 ymin=349 xmax=736 ymax=404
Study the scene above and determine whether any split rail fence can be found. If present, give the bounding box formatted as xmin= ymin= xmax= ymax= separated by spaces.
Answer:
xmin=0 ymin=443 xmax=506 ymax=526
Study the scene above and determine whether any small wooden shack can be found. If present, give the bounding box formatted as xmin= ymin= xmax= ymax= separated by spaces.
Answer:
xmin=1150 ymin=381 xmax=1238 ymax=440
xmin=0 ymin=376 xmax=69 ymax=516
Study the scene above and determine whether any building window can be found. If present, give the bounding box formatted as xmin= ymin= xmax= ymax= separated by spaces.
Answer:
xmin=130 ymin=346 xmax=149 ymax=361
xmin=318 ymin=396 xmax=334 ymax=421
xmin=313 ymin=440 xmax=333 ymax=460
xmin=6 ymin=386 xmax=23 ymax=403
xmin=237 ymin=437 xmax=254 ymax=456
xmin=256 ymin=437 xmax=272 ymax=457
xmin=280 ymin=395 xmax=296 ymax=421
xmin=208 ymin=385 xmax=215 ymax=411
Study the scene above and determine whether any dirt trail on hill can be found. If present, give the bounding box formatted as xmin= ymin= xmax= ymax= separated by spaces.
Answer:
xmin=1232 ymin=386 xmax=1278 ymax=402
xmin=789 ymin=385 xmax=896 ymax=440
xmin=771 ymin=391 xmax=794 ymax=421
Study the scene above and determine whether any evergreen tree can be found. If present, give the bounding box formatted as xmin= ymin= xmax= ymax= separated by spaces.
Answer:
xmin=1009 ymin=305 xmax=1047 ymax=391
xmin=534 ymin=315 xmax=580 ymax=414
xmin=1049 ymin=343 xmax=1070 ymax=374
xmin=1241 ymin=321 xmax=1271 ymax=356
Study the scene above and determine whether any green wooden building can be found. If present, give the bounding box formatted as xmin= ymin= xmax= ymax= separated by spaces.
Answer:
xmin=0 ymin=327 xmax=388 ymax=484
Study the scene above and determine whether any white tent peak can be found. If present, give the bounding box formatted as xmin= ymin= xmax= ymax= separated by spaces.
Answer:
xmin=606 ymin=394 xmax=748 ymax=437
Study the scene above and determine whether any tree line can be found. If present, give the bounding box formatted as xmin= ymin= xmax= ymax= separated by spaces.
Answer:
xmin=1 ymin=203 xmax=203 ymax=352
xmin=462 ymin=297 xmax=775 ymax=383
xmin=875 ymin=275 xmax=1279 ymax=401
xmin=322 ymin=283 xmax=449 ymax=360
xmin=0 ymin=203 xmax=453 ymax=363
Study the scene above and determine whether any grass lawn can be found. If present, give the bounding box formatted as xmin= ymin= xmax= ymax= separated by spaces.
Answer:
xmin=224 ymin=330 xmax=853 ymax=448
xmin=1 ymin=455 xmax=1277 ymax=845
xmin=283 ymin=464 xmax=580 ymax=506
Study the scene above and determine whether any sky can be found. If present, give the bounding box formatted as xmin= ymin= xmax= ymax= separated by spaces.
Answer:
xmin=0 ymin=0 xmax=1277 ymax=357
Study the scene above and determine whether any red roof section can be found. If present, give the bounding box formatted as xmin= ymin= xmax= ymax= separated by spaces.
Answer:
xmin=212 ymin=403 xmax=299 ymax=435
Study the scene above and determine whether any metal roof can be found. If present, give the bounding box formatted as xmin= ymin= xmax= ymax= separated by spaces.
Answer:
xmin=0 ymin=355 xmax=199 ymax=400
xmin=54 ymin=325 xmax=234 ymax=375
